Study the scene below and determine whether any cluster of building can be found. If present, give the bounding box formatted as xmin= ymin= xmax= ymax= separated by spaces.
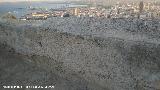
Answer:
xmin=107 ymin=1 xmax=160 ymax=19
xmin=67 ymin=7 xmax=106 ymax=17
xmin=20 ymin=8 xmax=64 ymax=20
xmin=20 ymin=6 xmax=107 ymax=20
xmin=20 ymin=1 xmax=160 ymax=20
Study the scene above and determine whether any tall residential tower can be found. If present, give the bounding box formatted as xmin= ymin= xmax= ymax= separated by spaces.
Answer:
xmin=139 ymin=1 xmax=144 ymax=13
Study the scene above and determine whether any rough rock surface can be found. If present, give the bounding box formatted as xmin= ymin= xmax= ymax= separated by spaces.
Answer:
xmin=0 ymin=43 xmax=105 ymax=90
xmin=0 ymin=17 xmax=160 ymax=90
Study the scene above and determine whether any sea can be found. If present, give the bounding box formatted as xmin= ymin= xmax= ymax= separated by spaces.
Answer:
xmin=0 ymin=2 xmax=87 ymax=18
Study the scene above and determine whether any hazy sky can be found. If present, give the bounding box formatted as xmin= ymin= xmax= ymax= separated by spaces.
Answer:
xmin=0 ymin=0 xmax=158 ymax=2
xmin=0 ymin=0 xmax=61 ymax=2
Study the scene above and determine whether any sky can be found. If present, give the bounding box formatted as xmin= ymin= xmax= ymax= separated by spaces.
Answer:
xmin=0 ymin=0 xmax=61 ymax=2
xmin=0 ymin=0 xmax=158 ymax=3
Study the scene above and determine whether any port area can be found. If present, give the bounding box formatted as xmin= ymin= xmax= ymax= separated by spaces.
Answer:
xmin=19 ymin=7 xmax=103 ymax=20
xmin=18 ymin=1 xmax=160 ymax=21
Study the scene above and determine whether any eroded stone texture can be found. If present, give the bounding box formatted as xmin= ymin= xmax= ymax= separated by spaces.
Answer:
xmin=0 ymin=17 xmax=160 ymax=90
